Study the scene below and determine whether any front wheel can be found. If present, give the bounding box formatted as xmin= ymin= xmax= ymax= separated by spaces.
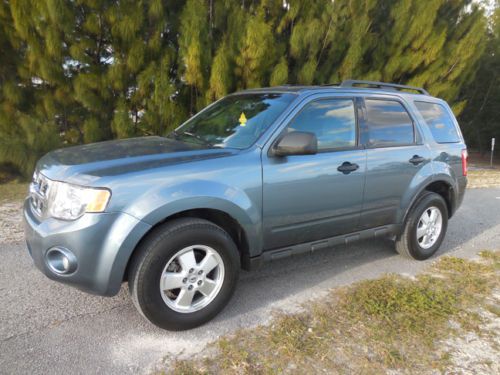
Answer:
xmin=395 ymin=192 xmax=448 ymax=260
xmin=128 ymin=218 xmax=240 ymax=330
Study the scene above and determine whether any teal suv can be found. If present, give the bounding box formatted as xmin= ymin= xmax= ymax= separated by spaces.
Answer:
xmin=24 ymin=80 xmax=468 ymax=330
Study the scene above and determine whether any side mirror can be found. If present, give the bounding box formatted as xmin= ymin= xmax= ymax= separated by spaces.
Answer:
xmin=272 ymin=131 xmax=318 ymax=157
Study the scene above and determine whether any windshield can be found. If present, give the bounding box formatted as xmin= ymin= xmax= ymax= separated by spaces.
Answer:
xmin=168 ymin=93 xmax=296 ymax=149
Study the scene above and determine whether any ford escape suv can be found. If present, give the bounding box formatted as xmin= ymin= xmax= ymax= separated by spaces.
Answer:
xmin=24 ymin=80 xmax=468 ymax=330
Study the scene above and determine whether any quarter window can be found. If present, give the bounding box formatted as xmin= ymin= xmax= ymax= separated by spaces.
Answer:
xmin=287 ymin=99 xmax=356 ymax=151
xmin=414 ymin=101 xmax=460 ymax=143
xmin=362 ymin=99 xmax=414 ymax=147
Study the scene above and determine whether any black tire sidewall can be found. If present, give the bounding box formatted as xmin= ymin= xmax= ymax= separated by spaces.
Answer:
xmin=132 ymin=220 xmax=240 ymax=330
xmin=407 ymin=193 xmax=448 ymax=260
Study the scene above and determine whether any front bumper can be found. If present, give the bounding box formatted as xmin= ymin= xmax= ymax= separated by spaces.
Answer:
xmin=23 ymin=199 xmax=151 ymax=296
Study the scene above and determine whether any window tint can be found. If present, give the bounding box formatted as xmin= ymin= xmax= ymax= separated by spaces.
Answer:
xmin=414 ymin=101 xmax=460 ymax=143
xmin=362 ymin=99 xmax=414 ymax=147
xmin=287 ymin=99 xmax=356 ymax=150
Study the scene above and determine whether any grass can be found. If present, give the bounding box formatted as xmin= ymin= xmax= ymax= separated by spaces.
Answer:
xmin=0 ymin=181 xmax=29 ymax=203
xmin=468 ymin=150 xmax=500 ymax=169
xmin=468 ymin=149 xmax=500 ymax=188
xmin=467 ymin=169 xmax=500 ymax=188
xmin=166 ymin=251 xmax=500 ymax=374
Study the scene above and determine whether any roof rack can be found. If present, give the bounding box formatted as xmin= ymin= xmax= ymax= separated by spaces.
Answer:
xmin=340 ymin=80 xmax=429 ymax=95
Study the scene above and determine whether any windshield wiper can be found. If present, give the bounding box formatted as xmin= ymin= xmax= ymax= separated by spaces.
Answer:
xmin=169 ymin=130 xmax=215 ymax=148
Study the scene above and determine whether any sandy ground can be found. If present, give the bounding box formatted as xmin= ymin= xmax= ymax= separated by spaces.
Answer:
xmin=0 ymin=201 xmax=23 ymax=244
xmin=443 ymin=305 xmax=500 ymax=374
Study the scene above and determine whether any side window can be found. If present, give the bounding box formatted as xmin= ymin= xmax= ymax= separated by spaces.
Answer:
xmin=362 ymin=99 xmax=414 ymax=147
xmin=414 ymin=101 xmax=461 ymax=143
xmin=287 ymin=99 xmax=356 ymax=151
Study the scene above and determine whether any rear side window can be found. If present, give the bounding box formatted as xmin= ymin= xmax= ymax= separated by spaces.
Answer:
xmin=414 ymin=101 xmax=461 ymax=143
xmin=287 ymin=99 xmax=356 ymax=150
xmin=362 ymin=99 xmax=414 ymax=147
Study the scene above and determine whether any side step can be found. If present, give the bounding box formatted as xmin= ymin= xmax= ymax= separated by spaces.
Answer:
xmin=245 ymin=224 xmax=401 ymax=270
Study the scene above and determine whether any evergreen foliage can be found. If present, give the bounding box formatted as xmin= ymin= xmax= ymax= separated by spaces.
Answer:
xmin=460 ymin=1 xmax=500 ymax=153
xmin=0 ymin=0 xmax=495 ymax=176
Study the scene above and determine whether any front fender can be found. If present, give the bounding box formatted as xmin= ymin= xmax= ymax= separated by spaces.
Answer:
xmin=123 ymin=180 xmax=262 ymax=256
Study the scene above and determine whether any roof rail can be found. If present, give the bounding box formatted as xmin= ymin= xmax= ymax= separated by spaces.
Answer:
xmin=340 ymin=80 xmax=429 ymax=95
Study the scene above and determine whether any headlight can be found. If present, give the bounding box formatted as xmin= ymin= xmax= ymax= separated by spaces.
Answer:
xmin=47 ymin=181 xmax=111 ymax=220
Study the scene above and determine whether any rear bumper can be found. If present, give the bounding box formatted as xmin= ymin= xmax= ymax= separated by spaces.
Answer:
xmin=23 ymin=199 xmax=151 ymax=296
xmin=453 ymin=176 xmax=467 ymax=216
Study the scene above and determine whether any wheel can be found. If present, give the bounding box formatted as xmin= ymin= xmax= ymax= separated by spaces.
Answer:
xmin=395 ymin=192 xmax=448 ymax=260
xmin=128 ymin=218 xmax=240 ymax=330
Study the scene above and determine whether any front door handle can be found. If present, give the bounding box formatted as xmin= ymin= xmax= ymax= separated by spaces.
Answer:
xmin=409 ymin=155 xmax=425 ymax=165
xmin=337 ymin=162 xmax=359 ymax=174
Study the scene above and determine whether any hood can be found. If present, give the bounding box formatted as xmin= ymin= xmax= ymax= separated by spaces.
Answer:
xmin=37 ymin=136 xmax=236 ymax=184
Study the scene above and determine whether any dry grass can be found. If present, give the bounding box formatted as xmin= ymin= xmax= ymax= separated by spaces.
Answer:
xmin=467 ymin=169 xmax=500 ymax=189
xmin=165 ymin=252 xmax=500 ymax=375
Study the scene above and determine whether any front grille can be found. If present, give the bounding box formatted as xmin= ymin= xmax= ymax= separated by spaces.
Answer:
xmin=29 ymin=172 xmax=52 ymax=218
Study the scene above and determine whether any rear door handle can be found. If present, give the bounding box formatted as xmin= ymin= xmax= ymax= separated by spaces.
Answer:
xmin=337 ymin=162 xmax=359 ymax=174
xmin=409 ymin=155 xmax=425 ymax=165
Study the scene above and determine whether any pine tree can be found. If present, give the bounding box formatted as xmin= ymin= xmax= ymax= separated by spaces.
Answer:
xmin=178 ymin=0 xmax=211 ymax=112
xmin=207 ymin=40 xmax=232 ymax=101
xmin=459 ymin=2 xmax=500 ymax=152
xmin=235 ymin=8 xmax=278 ymax=88
xmin=0 ymin=1 xmax=60 ymax=177
xmin=0 ymin=0 xmax=493 ymax=178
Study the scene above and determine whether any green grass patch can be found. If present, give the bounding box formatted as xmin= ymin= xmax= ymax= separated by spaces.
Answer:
xmin=167 ymin=252 xmax=500 ymax=374
xmin=0 ymin=181 xmax=29 ymax=203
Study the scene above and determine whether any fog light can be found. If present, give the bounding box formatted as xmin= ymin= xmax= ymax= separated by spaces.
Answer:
xmin=46 ymin=247 xmax=77 ymax=275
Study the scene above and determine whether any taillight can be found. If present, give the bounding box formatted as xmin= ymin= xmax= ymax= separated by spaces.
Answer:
xmin=461 ymin=149 xmax=468 ymax=176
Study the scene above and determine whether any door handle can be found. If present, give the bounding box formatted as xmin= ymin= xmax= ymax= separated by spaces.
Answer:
xmin=337 ymin=162 xmax=359 ymax=174
xmin=409 ymin=155 xmax=426 ymax=165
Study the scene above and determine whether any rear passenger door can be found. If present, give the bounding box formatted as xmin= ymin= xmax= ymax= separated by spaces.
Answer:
xmin=359 ymin=97 xmax=431 ymax=229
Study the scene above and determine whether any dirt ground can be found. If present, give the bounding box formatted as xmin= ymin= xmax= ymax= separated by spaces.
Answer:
xmin=0 ymin=200 xmax=23 ymax=243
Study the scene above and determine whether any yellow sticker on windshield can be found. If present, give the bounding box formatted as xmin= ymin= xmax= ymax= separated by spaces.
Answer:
xmin=239 ymin=112 xmax=247 ymax=126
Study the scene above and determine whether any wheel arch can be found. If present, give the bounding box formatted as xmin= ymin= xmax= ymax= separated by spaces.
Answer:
xmin=123 ymin=207 xmax=255 ymax=284
xmin=423 ymin=180 xmax=455 ymax=217
xmin=164 ymin=208 xmax=252 ymax=269
xmin=402 ymin=178 xmax=456 ymax=225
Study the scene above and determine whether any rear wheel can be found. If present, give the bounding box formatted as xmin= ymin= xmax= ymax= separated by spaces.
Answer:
xmin=128 ymin=218 xmax=240 ymax=330
xmin=395 ymin=192 xmax=448 ymax=260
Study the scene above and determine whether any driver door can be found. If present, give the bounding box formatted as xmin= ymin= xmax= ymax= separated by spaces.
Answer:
xmin=262 ymin=97 xmax=367 ymax=250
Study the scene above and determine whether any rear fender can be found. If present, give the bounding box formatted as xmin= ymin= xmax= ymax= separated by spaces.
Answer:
xmin=398 ymin=162 xmax=458 ymax=225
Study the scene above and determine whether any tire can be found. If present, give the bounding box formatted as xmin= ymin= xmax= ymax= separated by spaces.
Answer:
xmin=128 ymin=218 xmax=240 ymax=331
xmin=395 ymin=192 xmax=448 ymax=260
